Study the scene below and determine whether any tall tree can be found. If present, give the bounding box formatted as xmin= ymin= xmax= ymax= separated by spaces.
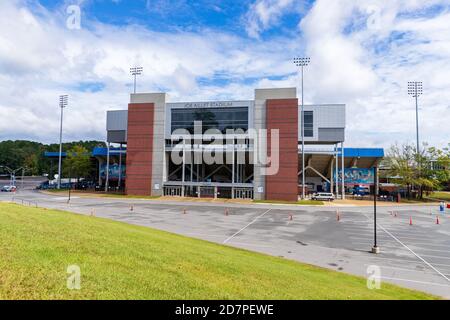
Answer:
xmin=385 ymin=143 xmax=445 ymax=199
xmin=63 ymin=146 xmax=92 ymax=182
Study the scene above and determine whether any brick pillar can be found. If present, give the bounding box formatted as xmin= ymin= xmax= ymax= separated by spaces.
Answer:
xmin=265 ymin=99 xmax=299 ymax=201
xmin=125 ymin=103 xmax=154 ymax=196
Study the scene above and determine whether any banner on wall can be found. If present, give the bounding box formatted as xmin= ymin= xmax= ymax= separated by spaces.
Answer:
xmin=334 ymin=168 xmax=374 ymax=185
xmin=100 ymin=164 xmax=126 ymax=181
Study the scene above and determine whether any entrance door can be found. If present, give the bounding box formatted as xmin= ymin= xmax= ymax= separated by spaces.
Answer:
xmin=234 ymin=188 xmax=254 ymax=199
xmin=164 ymin=186 xmax=182 ymax=197
xmin=200 ymin=187 xmax=215 ymax=198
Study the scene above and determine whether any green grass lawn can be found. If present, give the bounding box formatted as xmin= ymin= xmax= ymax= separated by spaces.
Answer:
xmin=0 ymin=203 xmax=435 ymax=300
xmin=253 ymin=200 xmax=324 ymax=205
xmin=427 ymin=192 xmax=450 ymax=202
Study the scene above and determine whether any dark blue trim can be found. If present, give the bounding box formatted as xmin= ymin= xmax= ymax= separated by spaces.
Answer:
xmin=337 ymin=148 xmax=384 ymax=158
xmin=44 ymin=152 xmax=67 ymax=158
xmin=92 ymin=147 xmax=125 ymax=157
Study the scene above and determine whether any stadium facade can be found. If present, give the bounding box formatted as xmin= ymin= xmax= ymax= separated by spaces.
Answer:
xmin=105 ymin=88 xmax=384 ymax=201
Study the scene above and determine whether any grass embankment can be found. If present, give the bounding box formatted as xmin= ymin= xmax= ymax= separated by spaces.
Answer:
xmin=0 ymin=203 xmax=435 ymax=300
xmin=427 ymin=192 xmax=450 ymax=202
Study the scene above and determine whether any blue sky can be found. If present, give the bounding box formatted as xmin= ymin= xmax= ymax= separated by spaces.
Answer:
xmin=1 ymin=0 xmax=450 ymax=147
xmin=35 ymin=0 xmax=308 ymax=37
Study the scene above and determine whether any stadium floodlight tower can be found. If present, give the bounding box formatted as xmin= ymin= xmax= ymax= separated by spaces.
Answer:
xmin=130 ymin=66 xmax=143 ymax=94
xmin=294 ymin=57 xmax=310 ymax=200
xmin=57 ymin=95 xmax=68 ymax=190
xmin=407 ymin=81 xmax=423 ymax=156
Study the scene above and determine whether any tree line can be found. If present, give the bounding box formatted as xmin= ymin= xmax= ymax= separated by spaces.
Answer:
xmin=383 ymin=143 xmax=450 ymax=199
xmin=0 ymin=140 xmax=105 ymax=177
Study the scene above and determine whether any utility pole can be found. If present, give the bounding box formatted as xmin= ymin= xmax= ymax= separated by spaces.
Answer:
xmin=371 ymin=166 xmax=380 ymax=254
xmin=407 ymin=82 xmax=423 ymax=155
xmin=57 ymin=95 xmax=68 ymax=189
xmin=294 ymin=57 xmax=310 ymax=199
xmin=130 ymin=67 xmax=143 ymax=94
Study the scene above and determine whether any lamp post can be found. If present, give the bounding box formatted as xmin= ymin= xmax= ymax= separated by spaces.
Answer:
xmin=130 ymin=67 xmax=143 ymax=94
xmin=407 ymin=82 xmax=423 ymax=156
xmin=68 ymin=163 xmax=72 ymax=204
xmin=371 ymin=166 xmax=380 ymax=254
xmin=57 ymin=95 xmax=68 ymax=189
xmin=294 ymin=57 xmax=310 ymax=199
xmin=0 ymin=166 xmax=25 ymax=189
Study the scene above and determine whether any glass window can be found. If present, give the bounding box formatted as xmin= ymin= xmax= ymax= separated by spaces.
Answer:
xmin=303 ymin=111 xmax=313 ymax=137
xmin=171 ymin=107 xmax=248 ymax=134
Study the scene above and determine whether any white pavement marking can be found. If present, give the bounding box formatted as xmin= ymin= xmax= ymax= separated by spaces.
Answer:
xmin=364 ymin=214 xmax=450 ymax=283
xmin=223 ymin=209 xmax=272 ymax=244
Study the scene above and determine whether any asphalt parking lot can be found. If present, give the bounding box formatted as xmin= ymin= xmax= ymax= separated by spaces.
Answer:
xmin=1 ymin=190 xmax=449 ymax=298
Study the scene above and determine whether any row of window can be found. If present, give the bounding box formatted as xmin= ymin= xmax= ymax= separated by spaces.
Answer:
xmin=171 ymin=107 xmax=249 ymax=134
xmin=171 ymin=108 xmax=314 ymax=137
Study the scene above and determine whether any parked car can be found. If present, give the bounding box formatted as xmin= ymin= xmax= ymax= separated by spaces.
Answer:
xmin=311 ymin=192 xmax=335 ymax=201
xmin=1 ymin=185 xmax=17 ymax=192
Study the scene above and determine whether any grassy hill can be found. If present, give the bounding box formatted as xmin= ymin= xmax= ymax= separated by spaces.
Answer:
xmin=0 ymin=203 xmax=436 ymax=300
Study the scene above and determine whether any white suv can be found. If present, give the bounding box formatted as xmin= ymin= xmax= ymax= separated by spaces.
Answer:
xmin=312 ymin=192 xmax=335 ymax=201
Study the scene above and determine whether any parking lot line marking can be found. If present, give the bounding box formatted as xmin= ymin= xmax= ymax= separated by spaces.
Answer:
xmin=223 ymin=209 xmax=272 ymax=244
xmin=365 ymin=214 xmax=450 ymax=283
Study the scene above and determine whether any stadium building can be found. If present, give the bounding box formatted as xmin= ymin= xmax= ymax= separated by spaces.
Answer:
xmin=104 ymin=88 xmax=384 ymax=201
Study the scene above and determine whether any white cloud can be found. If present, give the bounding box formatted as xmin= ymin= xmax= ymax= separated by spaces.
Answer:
xmin=245 ymin=0 xmax=299 ymax=38
xmin=0 ymin=0 xmax=449 ymax=150
xmin=296 ymin=0 xmax=450 ymax=148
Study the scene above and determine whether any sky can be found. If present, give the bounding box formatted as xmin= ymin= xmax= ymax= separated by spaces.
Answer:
xmin=0 ymin=0 xmax=449 ymax=148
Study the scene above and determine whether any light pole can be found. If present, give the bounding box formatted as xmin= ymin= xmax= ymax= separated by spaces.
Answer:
xmin=130 ymin=67 xmax=143 ymax=94
xmin=294 ymin=57 xmax=310 ymax=199
xmin=0 ymin=166 xmax=25 ymax=188
xmin=57 ymin=95 xmax=68 ymax=190
xmin=408 ymin=81 xmax=423 ymax=155
xmin=371 ymin=166 xmax=380 ymax=254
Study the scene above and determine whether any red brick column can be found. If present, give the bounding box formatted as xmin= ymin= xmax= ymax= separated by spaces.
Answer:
xmin=125 ymin=103 xmax=154 ymax=196
xmin=265 ymin=99 xmax=299 ymax=202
